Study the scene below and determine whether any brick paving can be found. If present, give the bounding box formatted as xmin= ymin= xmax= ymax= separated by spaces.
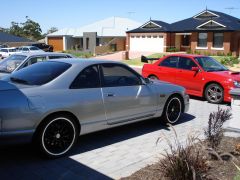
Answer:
xmin=0 ymin=98 xmax=230 ymax=180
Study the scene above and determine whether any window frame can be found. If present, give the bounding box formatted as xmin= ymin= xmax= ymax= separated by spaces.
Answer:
xmin=213 ymin=32 xmax=224 ymax=48
xmin=69 ymin=64 xmax=101 ymax=89
xmin=159 ymin=56 xmax=179 ymax=69
xmin=197 ymin=32 xmax=208 ymax=47
xmin=99 ymin=63 xmax=143 ymax=88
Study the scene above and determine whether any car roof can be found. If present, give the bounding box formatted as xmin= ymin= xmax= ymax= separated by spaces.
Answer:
xmin=165 ymin=54 xmax=206 ymax=58
xmin=1 ymin=47 xmax=16 ymax=49
xmin=19 ymin=46 xmax=37 ymax=48
xmin=12 ymin=52 xmax=72 ymax=57
xmin=48 ymin=58 xmax=125 ymax=66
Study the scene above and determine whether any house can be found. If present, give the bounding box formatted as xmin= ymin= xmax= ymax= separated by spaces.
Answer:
xmin=127 ymin=9 xmax=240 ymax=56
xmin=0 ymin=32 xmax=33 ymax=47
xmin=46 ymin=17 xmax=141 ymax=53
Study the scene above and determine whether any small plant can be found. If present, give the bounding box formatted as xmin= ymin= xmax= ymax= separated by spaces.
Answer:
xmin=157 ymin=125 xmax=207 ymax=180
xmin=233 ymin=162 xmax=240 ymax=180
xmin=219 ymin=56 xmax=239 ymax=66
xmin=204 ymin=107 xmax=232 ymax=150
xmin=166 ymin=47 xmax=179 ymax=52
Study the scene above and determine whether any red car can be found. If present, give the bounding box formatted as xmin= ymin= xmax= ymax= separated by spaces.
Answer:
xmin=142 ymin=54 xmax=240 ymax=104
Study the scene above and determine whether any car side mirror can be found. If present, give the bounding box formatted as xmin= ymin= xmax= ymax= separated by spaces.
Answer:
xmin=191 ymin=67 xmax=199 ymax=72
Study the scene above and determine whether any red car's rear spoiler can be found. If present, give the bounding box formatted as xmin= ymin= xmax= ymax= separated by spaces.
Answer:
xmin=141 ymin=55 xmax=159 ymax=63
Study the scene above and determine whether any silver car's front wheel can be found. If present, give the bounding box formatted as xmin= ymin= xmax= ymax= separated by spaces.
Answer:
xmin=37 ymin=116 xmax=78 ymax=158
xmin=162 ymin=96 xmax=182 ymax=124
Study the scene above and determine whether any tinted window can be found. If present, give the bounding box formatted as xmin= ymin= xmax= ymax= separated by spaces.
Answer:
xmin=30 ymin=47 xmax=40 ymax=50
xmin=9 ymin=49 xmax=16 ymax=52
xmin=194 ymin=57 xmax=228 ymax=72
xmin=9 ymin=62 xmax=71 ymax=85
xmin=70 ymin=65 xmax=100 ymax=89
xmin=101 ymin=64 xmax=141 ymax=87
xmin=23 ymin=48 xmax=29 ymax=51
xmin=49 ymin=56 xmax=67 ymax=59
xmin=160 ymin=56 xmax=178 ymax=68
xmin=1 ymin=49 xmax=8 ymax=52
xmin=178 ymin=57 xmax=197 ymax=70
xmin=25 ymin=56 xmax=47 ymax=66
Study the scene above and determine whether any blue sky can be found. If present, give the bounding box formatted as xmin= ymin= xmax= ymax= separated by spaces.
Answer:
xmin=2 ymin=0 xmax=240 ymax=33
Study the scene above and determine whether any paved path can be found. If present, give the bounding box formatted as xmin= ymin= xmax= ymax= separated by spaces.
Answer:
xmin=0 ymin=98 xmax=230 ymax=180
xmin=93 ymin=51 xmax=153 ymax=61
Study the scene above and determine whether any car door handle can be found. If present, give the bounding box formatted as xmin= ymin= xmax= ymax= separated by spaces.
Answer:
xmin=106 ymin=93 xmax=116 ymax=97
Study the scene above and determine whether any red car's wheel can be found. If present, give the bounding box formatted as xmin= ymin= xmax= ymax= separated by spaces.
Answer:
xmin=205 ymin=83 xmax=224 ymax=104
xmin=148 ymin=75 xmax=158 ymax=80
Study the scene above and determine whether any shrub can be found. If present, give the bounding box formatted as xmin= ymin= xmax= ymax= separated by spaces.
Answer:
xmin=166 ymin=47 xmax=179 ymax=52
xmin=219 ymin=56 xmax=239 ymax=66
xmin=204 ymin=107 xmax=232 ymax=150
xmin=157 ymin=125 xmax=207 ymax=180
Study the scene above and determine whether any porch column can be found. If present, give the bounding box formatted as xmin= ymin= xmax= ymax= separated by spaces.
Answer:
xmin=63 ymin=36 xmax=67 ymax=51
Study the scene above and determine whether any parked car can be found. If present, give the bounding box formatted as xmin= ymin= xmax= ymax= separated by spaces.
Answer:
xmin=142 ymin=54 xmax=240 ymax=104
xmin=0 ymin=44 xmax=8 ymax=49
xmin=0 ymin=59 xmax=189 ymax=157
xmin=0 ymin=47 xmax=17 ymax=58
xmin=0 ymin=52 xmax=73 ymax=78
xmin=17 ymin=46 xmax=44 ymax=53
xmin=31 ymin=43 xmax=53 ymax=52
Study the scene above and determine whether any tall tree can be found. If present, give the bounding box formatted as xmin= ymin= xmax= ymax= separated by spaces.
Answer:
xmin=8 ymin=16 xmax=43 ymax=40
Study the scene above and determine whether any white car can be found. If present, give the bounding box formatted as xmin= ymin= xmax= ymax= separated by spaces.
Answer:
xmin=0 ymin=47 xmax=17 ymax=58
xmin=17 ymin=46 xmax=44 ymax=53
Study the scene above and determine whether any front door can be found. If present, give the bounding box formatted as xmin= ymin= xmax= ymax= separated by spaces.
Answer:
xmin=100 ymin=63 xmax=158 ymax=125
xmin=176 ymin=57 xmax=203 ymax=95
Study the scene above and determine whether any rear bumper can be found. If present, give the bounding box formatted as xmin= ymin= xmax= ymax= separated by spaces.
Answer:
xmin=0 ymin=129 xmax=35 ymax=146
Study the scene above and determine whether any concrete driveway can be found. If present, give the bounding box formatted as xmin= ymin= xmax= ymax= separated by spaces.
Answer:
xmin=0 ymin=98 xmax=229 ymax=180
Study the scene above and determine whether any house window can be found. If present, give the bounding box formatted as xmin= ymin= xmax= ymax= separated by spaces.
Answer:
xmin=213 ymin=33 xmax=223 ymax=48
xmin=182 ymin=35 xmax=190 ymax=46
xmin=198 ymin=33 xmax=207 ymax=47
xmin=86 ymin=38 xmax=89 ymax=49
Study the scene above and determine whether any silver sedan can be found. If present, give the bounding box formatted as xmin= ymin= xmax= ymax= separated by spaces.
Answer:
xmin=0 ymin=59 xmax=189 ymax=157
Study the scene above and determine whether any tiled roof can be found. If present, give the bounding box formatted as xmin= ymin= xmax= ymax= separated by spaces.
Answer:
xmin=127 ymin=20 xmax=172 ymax=33
xmin=0 ymin=32 xmax=33 ymax=43
xmin=171 ymin=9 xmax=240 ymax=32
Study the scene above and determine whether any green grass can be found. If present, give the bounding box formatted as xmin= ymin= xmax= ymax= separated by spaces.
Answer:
xmin=63 ymin=50 xmax=93 ymax=58
xmin=123 ymin=53 xmax=165 ymax=66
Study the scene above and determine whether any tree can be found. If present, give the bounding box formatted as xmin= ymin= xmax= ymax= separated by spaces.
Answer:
xmin=47 ymin=27 xmax=58 ymax=34
xmin=8 ymin=16 xmax=43 ymax=40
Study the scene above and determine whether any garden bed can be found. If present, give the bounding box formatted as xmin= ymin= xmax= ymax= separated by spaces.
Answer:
xmin=122 ymin=136 xmax=240 ymax=180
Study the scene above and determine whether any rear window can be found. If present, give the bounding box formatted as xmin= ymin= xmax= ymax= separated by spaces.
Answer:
xmin=10 ymin=61 xmax=71 ymax=85
xmin=30 ymin=47 xmax=39 ymax=50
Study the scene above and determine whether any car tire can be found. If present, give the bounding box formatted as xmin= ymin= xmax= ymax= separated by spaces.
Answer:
xmin=148 ymin=75 xmax=158 ymax=80
xmin=205 ymin=83 xmax=224 ymax=104
xmin=161 ymin=96 xmax=182 ymax=124
xmin=36 ymin=115 xmax=78 ymax=158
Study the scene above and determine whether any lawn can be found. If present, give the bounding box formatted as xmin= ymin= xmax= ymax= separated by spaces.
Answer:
xmin=122 ymin=53 xmax=240 ymax=70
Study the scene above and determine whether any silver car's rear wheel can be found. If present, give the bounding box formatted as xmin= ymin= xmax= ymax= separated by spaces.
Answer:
xmin=37 ymin=116 xmax=78 ymax=158
xmin=162 ymin=96 xmax=182 ymax=124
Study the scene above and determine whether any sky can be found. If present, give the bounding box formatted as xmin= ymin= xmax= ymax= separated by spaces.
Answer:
xmin=1 ymin=0 xmax=240 ymax=33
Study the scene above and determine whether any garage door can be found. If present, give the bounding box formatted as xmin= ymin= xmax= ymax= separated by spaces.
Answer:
xmin=48 ymin=37 xmax=63 ymax=52
xmin=130 ymin=35 xmax=164 ymax=52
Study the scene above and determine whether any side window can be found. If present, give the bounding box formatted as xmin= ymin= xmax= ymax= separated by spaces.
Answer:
xmin=23 ymin=48 xmax=29 ymax=52
xmin=101 ymin=64 xmax=141 ymax=87
xmin=160 ymin=56 xmax=178 ymax=68
xmin=178 ymin=57 xmax=197 ymax=70
xmin=48 ymin=56 xmax=66 ymax=59
xmin=23 ymin=56 xmax=47 ymax=68
xmin=70 ymin=65 xmax=100 ymax=89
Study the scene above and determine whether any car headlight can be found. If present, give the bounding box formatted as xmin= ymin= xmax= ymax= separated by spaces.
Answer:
xmin=233 ymin=81 xmax=240 ymax=88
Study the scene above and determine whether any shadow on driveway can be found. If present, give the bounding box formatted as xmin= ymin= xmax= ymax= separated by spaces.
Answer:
xmin=0 ymin=113 xmax=195 ymax=180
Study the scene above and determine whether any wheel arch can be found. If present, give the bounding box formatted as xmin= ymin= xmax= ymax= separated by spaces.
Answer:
xmin=202 ymin=81 xmax=224 ymax=97
xmin=34 ymin=111 xmax=81 ymax=140
xmin=166 ymin=93 xmax=185 ymax=113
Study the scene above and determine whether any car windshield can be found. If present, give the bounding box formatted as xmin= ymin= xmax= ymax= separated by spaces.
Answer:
xmin=9 ymin=61 xmax=71 ymax=85
xmin=0 ymin=55 xmax=27 ymax=73
xmin=194 ymin=56 xmax=228 ymax=72
xmin=9 ymin=49 xmax=16 ymax=52
xmin=30 ymin=47 xmax=40 ymax=50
